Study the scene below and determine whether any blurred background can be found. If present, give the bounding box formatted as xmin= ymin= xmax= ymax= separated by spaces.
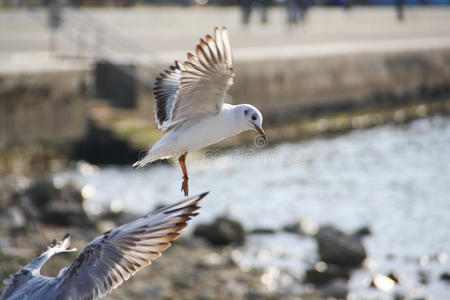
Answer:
xmin=1 ymin=1 xmax=450 ymax=299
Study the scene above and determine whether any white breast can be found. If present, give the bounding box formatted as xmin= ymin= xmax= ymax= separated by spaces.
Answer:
xmin=179 ymin=109 xmax=242 ymax=152
xmin=153 ymin=104 xmax=244 ymax=156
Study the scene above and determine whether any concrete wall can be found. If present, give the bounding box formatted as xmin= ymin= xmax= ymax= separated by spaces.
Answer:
xmin=0 ymin=70 xmax=91 ymax=149
xmin=231 ymin=48 xmax=450 ymax=124
xmin=136 ymin=48 xmax=450 ymax=126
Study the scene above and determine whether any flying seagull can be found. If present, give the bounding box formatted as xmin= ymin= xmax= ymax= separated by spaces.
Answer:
xmin=132 ymin=27 xmax=266 ymax=196
xmin=0 ymin=192 xmax=207 ymax=300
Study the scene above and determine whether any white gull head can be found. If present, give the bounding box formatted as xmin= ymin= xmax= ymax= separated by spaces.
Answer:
xmin=234 ymin=104 xmax=265 ymax=136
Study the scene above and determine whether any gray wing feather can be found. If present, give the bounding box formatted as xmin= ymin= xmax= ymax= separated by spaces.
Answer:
xmin=154 ymin=61 xmax=184 ymax=129
xmin=1 ymin=273 xmax=54 ymax=300
xmin=153 ymin=27 xmax=234 ymax=131
xmin=55 ymin=193 xmax=207 ymax=300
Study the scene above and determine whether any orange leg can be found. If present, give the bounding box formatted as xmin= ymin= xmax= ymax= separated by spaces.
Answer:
xmin=178 ymin=153 xmax=189 ymax=196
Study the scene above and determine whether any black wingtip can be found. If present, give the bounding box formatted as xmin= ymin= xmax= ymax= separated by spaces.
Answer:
xmin=185 ymin=191 xmax=209 ymax=203
xmin=198 ymin=191 xmax=209 ymax=200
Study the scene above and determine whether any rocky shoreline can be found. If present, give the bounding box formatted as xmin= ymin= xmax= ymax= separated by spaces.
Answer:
xmin=1 ymin=176 xmax=448 ymax=299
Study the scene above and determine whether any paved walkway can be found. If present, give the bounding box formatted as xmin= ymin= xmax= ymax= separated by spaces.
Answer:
xmin=1 ymin=6 xmax=450 ymax=71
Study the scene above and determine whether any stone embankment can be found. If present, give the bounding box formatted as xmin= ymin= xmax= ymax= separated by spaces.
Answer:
xmin=233 ymin=48 xmax=450 ymax=124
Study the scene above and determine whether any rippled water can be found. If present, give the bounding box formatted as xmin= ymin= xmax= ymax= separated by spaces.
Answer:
xmin=57 ymin=116 xmax=450 ymax=299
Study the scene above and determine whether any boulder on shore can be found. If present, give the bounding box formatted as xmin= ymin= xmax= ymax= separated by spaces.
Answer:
xmin=193 ymin=217 xmax=246 ymax=246
xmin=304 ymin=263 xmax=351 ymax=285
xmin=19 ymin=177 xmax=94 ymax=227
xmin=320 ymin=278 xmax=349 ymax=299
xmin=316 ymin=225 xmax=367 ymax=267
xmin=440 ymin=272 xmax=450 ymax=282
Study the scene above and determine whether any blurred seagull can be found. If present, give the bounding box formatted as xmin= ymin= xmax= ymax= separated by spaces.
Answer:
xmin=132 ymin=27 xmax=266 ymax=196
xmin=0 ymin=192 xmax=207 ymax=300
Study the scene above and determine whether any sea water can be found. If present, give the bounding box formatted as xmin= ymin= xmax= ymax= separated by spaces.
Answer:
xmin=57 ymin=115 xmax=450 ymax=299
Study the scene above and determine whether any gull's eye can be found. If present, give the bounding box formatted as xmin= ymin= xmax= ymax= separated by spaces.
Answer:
xmin=244 ymin=109 xmax=249 ymax=116
xmin=251 ymin=115 xmax=257 ymax=121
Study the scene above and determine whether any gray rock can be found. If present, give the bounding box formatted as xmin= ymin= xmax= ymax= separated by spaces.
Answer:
xmin=320 ymin=278 xmax=348 ymax=299
xmin=304 ymin=263 xmax=351 ymax=285
xmin=352 ymin=225 xmax=372 ymax=239
xmin=417 ymin=270 xmax=429 ymax=285
xmin=250 ymin=228 xmax=275 ymax=235
xmin=393 ymin=292 xmax=407 ymax=300
xmin=440 ymin=272 xmax=450 ymax=282
xmin=20 ymin=177 xmax=93 ymax=227
xmin=25 ymin=178 xmax=59 ymax=208
xmin=316 ymin=225 xmax=367 ymax=267
xmin=194 ymin=217 xmax=245 ymax=246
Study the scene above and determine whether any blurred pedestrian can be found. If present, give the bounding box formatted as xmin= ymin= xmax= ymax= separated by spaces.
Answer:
xmin=260 ymin=0 xmax=269 ymax=23
xmin=396 ymin=0 xmax=404 ymax=21
xmin=287 ymin=0 xmax=310 ymax=26
xmin=342 ymin=0 xmax=352 ymax=10
xmin=240 ymin=0 xmax=271 ymax=25
xmin=47 ymin=0 xmax=63 ymax=55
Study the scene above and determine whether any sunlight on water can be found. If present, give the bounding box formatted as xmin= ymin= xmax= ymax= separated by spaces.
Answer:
xmin=57 ymin=116 xmax=450 ymax=299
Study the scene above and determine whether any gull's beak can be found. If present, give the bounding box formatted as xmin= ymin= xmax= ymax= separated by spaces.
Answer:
xmin=253 ymin=123 xmax=267 ymax=141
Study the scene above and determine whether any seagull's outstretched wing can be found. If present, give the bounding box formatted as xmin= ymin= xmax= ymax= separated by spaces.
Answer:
xmin=55 ymin=193 xmax=207 ymax=300
xmin=154 ymin=27 xmax=234 ymax=131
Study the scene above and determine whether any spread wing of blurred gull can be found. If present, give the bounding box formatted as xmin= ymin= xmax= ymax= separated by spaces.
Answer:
xmin=132 ymin=27 xmax=267 ymax=196
xmin=0 ymin=192 xmax=208 ymax=300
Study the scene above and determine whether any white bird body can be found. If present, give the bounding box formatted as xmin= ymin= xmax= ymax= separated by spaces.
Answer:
xmin=133 ymin=27 xmax=266 ymax=196
xmin=139 ymin=103 xmax=248 ymax=164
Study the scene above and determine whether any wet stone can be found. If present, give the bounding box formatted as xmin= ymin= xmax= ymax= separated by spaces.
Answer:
xmin=316 ymin=225 xmax=367 ymax=268
xmin=194 ymin=217 xmax=246 ymax=246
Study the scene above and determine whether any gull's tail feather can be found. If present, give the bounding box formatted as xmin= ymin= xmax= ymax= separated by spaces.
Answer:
xmin=132 ymin=149 xmax=169 ymax=169
xmin=132 ymin=155 xmax=153 ymax=169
